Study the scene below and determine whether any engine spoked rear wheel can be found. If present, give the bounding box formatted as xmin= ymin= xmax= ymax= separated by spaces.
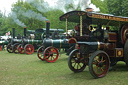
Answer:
xmin=24 ymin=44 xmax=34 ymax=55
xmin=121 ymin=24 xmax=128 ymax=44
xmin=44 ymin=46 xmax=59 ymax=63
xmin=68 ymin=49 xmax=86 ymax=73
xmin=89 ymin=51 xmax=110 ymax=78
xmin=37 ymin=46 xmax=45 ymax=61
xmin=7 ymin=43 xmax=13 ymax=53
xmin=124 ymin=40 xmax=128 ymax=66
xmin=17 ymin=44 xmax=25 ymax=54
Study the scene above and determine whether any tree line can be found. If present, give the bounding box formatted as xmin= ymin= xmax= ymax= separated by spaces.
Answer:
xmin=0 ymin=0 xmax=128 ymax=36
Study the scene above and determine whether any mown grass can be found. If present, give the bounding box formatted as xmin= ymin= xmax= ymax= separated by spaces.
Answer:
xmin=0 ymin=50 xmax=128 ymax=85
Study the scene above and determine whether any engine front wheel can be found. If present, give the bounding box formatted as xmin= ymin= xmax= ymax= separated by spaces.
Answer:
xmin=24 ymin=44 xmax=34 ymax=55
xmin=37 ymin=46 xmax=45 ymax=61
xmin=68 ymin=49 xmax=86 ymax=73
xmin=89 ymin=51 xmax=110 ymax=78
xmin=43 ymin=46 xmax=59 ymax=63
xmin=7 ymin=43 xmax=13 ymax=53
xmin=17 ymin=44 xmax=25 ymax=54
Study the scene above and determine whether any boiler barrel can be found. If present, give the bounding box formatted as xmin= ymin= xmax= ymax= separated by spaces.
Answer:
xmin=43 ymin=39 xmax=70 ymax=48
xmin=23 ymin=39 xmax=42 ymax=44
xmin=77 ymin=41 xmax=115 ymax=53
xmin=11 ymin=39 xmax=22 ymax=44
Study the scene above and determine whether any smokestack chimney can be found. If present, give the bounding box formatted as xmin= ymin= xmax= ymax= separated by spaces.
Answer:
xmin=12 ymin=28 xmax=15 ymax=38
xmin=24 ymin=27 xmax=27 ymax=38
xmin=85 ymin=8 xmax=93 ymax=12
xmin=46 ymin=21 xmax=50 ymax=38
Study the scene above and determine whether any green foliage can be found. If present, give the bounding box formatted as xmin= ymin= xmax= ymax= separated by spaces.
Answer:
xmin=45 ymin=9 xmax=65 ymax=30
xmin=65 ymin=3 xmax=81 ymax=12
xmin=91 ymin=0 xmax=108 ymax=13
xmin=91 ymin=0 xmax=128 ymax=17
xmin=0 ymin=11 xmax=8 ymax=36
xmin=11 ymin=0 xmax=45 ymax=30
xmin=107 ymin=0 xmax=123 ymax=16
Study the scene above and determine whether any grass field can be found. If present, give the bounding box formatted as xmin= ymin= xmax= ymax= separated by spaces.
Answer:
xmin=0 ymin=51 xmax=128 ymax=85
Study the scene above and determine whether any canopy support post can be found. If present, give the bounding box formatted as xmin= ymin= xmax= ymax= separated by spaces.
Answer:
xmin=66 ymin=18 xmax=68 ymax=36
xmin=80 ymin=16 xmax=83 ymax=36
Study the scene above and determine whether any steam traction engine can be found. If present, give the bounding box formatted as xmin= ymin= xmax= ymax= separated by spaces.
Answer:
xmin=60 ymin=10 xmax=128 ymax=78
xmin=17 ymin=28 xmax=42 ymax=54
xmin=6 ymin=28 xmax=36 ymax=54
xmin=37 ymin=21 xmax=75 ymax=63
xmin=7 ymin=28 xmax=22 ymax=53
xmin=18 ymin=22 xmax=65 ymax=55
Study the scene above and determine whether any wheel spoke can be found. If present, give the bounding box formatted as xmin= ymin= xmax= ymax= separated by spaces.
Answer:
xmin=78 ymin=63 xmax=82 ymax=68
xmin=100 ymin=67 xmax=104 ymax=72
xmin=73 ymin=63 xmax=76 ymax=67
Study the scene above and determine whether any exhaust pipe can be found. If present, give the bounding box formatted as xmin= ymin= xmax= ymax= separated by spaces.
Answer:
xmin=46 ymin=21 xmax=50 ymax=38
xmin=12 ymin=28 xmax=15 ymax=38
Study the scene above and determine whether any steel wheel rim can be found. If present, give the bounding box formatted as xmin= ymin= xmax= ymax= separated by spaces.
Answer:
xmin=7 ymin=44 xmax=13 ymax=53
xmin=18 ymin=45 xmax=25 ymax=54
xmin=37 ymin=46 xmax=45 ymax=61
xmin=92 ymin=53 xmax=109 ymax=77
xmin=44 ymin=47 xmax=59 ymax=63
xmin=70 ymin=51 xmax=86 ymax=72
xmin=25 ymin=44 xmax=34 ymax=54
xmin=13 ymin=44 xmax=19 ymax=53
xmin=121 ymin=25 xmax=128 ymax=44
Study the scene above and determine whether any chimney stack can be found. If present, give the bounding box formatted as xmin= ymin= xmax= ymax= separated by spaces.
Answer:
xmin=46 ymin=21 xmax=50 ymax=38
xmin=24 ymin=27 xmax=27 ymax=38
xmin=12 ymin=28 xmax=15 ymax=38
xmin=85 ymin=8 xmax=93 ymax=12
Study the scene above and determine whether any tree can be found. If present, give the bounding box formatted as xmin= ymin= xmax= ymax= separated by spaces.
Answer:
xmin=91 ymin=0 xmax=128 ymax=17
xmin=0 ymin=11 xmax=8 ymax=36
xmin=45 ymin=9 xmax=65 ymax=30
xmin=65 ymin=3 xmax=81 ymax=12
xmin=91 ymin=0 xmax=108 ymax=13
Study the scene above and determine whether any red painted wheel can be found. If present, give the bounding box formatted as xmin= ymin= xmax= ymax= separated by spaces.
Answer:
xmin=37 ymin=46 xmax=45 ymax=61
xmin=44 ymin=46 xmax=59 ymax=63
xmin=17 ymin=44 xmax=25 ymax=54
xmin=0 ymin=45 xmax=2 ymax=51
xmin=89 ymin=51 xmax=110 ymax=78
xmin=12 ymin=43 xmax=19 ymax=53
xmin=7 ymin=43 xmax=13 ymax=53
xmin=24 ymin=44 xmax=34 ymax=55
xmin=121 ymin=24 xmax=128 ymax=44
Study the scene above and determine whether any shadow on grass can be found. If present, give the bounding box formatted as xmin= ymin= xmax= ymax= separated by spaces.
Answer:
xmin=111 ymin=62 xmax=128 ymax=72
xmin=67 ymin=70 xmax=98 ymax=80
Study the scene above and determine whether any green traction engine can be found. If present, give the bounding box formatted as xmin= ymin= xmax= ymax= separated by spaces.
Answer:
xmin=17 ymin=22 xmax=64 ymax=55
xmin=17 ymin=28 xmax=43 ymax=55
xmin=37 ymin=21 xmax=76 ymax=63
xmin=6 ymin=28 xmax=22 ymax=53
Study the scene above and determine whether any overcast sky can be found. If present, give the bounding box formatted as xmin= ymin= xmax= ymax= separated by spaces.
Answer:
xmin=0 ymin=0 xmax=99 ymax=15
xmin=0 ymin=0 xmax=18 ymax=14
